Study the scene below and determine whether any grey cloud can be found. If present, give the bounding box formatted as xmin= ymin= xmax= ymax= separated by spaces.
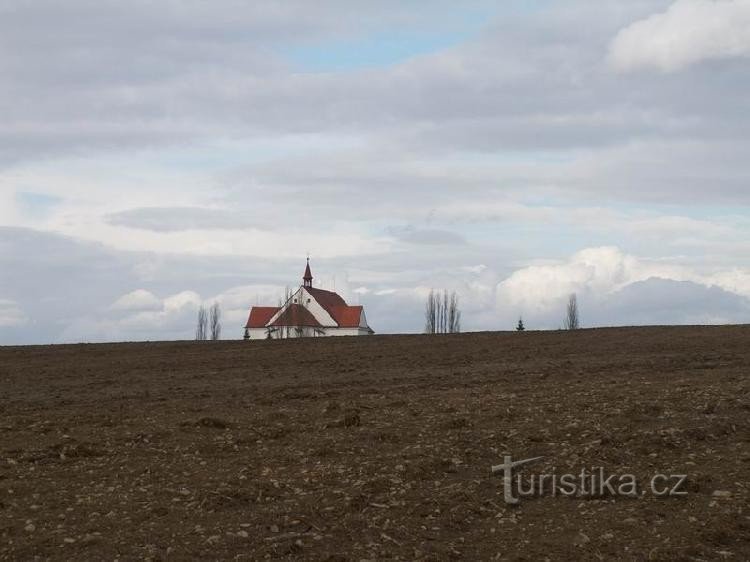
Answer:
xmin=0 ymin=227 xmax=136 ymax=344
xmin=4 ymin=0 xmax=750 ymax=210
xmin=0 ymin=4 xmax=704 ymax=141
xmin=386 ymin=226 xmax=467 ymax=246
xmin=596 ymin=278 xmax=750 ymax=326
xmin=0 ymin=1 xmax=495 ymax=164
xmin=106 ymin=207 xmax=268 ymax=232
xmin=355 ymin=291 xmax=424 ymax=334
xmin=496 ymin=278 xmax=750 ymax=332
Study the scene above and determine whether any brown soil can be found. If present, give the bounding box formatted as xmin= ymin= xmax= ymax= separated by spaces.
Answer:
xmin=1 ymin=326 xmax=749 ymax=561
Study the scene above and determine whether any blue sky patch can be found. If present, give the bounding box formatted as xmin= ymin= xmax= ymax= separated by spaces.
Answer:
xmin=15 ymin=191 xmax=63 ymax=219
xmin=282 ymin=29 xmax=479 ymax=72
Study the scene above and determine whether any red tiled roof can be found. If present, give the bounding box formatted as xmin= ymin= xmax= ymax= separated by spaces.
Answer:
xmin=245 ymin=306 xmax=279 ymax=328
xmin=270 ymin=304 xmax=322 ymax=327
xmin=306 ymin=287 xmax=347 ymax=310
xmin=329 ymin=305 xmax=363 ymax=328
xmin=305 ymin=288 xmax=364 ymax=328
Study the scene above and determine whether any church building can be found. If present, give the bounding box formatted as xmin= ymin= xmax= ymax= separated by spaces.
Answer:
xmin=244 ymin=260 xmax=374 ymax=339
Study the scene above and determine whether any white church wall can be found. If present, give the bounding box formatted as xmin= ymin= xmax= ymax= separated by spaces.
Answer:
xmin=300 ymin=287 xmax=338 ymax=326
xmin=246 ymin=326 xmax=369 ymax=339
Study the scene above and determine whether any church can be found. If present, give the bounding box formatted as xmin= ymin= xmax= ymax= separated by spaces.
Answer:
xmin=243 ymin=260 xmax=374 ymax=339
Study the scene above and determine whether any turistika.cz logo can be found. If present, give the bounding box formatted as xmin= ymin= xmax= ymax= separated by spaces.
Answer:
xmin=491 ymin=456 xmax=688 ymax=505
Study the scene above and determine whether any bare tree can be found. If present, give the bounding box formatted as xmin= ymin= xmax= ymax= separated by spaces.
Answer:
xmin=448 ymin=291 xmax=461 ymax=333
xmin=425 ymin=290 xmax=461 ymax=334
xmin=209 ymin=302 xmax=222 ymax=340
xmin=425 ymin=289 xmax=437 ymax=334
xmin=195 ymin=305 xmax=208 ymax=341
xmin=442 ymin=291 xmax=449 ymax=334
xmin=563 ymin=293 xmax=580 ymax=330
xmin=274 ymin=286 xmax=293 ymax=339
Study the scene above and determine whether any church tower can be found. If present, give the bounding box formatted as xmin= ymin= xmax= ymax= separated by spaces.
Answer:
xmin=303 ymin=258 xmax=313 ymax=288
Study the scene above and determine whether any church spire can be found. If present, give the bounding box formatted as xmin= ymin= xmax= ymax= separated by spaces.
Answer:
xmin=303 ymin=258 xmax=313 ymax=288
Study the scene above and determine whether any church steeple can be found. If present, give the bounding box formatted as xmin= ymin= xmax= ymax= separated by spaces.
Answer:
xmin=303 ymin=258 xmax=313 ymax=288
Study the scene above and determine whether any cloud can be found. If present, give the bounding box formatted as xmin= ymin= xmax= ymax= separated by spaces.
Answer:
xmin=0 ymin=0 xmax=493 ymax=167
xmin=106 ymin=207 xmax=267 ymax=232
xmin=0 ymin=299 xmax=26 ymax=327
xmin=609 ymin=0 xmax=750 ymax=72
xmin=110 ymin=289 xmax=162 ymax=312
xmin=597 ymin=277 xmax=750 ymax=325
xmin=386 ymin=226 xmax=467 ymax=246
xmin=63 ymin=289 xmax=205 ymax=342
xmin=497 ymin=247 xmax=666 ymax=312
xmin=114 ymin=291 xmax=203 ymax=336
xmin=494 ymin=246 xmax=750 ymax=329
xmin=4 ymin=0 xmax=750 ymax=261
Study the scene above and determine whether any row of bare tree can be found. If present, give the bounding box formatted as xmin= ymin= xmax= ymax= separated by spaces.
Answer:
xmin=424 ymin=289 xmax=461 ymax=334
xmin=195 ymin=303 xmax=222 ymax=341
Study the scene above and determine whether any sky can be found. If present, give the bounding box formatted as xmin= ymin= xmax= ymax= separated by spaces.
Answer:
xmin=2 ymin=0 xmax=750 ymax=344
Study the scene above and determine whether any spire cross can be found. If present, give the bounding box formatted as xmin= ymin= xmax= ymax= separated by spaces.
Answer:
xmin=303 ymin=257 xmax=313 ymax=288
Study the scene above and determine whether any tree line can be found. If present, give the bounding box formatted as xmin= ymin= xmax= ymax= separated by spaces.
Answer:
xmin=195 ymin=302 xmax=222 ymax=341
xmin=423 ymin=290 xmax=581 ymax=334
xmin=424 ymin=289 xmax=461 ymax=334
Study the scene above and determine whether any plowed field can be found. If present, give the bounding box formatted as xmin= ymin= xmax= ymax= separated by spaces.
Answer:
xmin=1 ymin=326 xmax=749 ymax=560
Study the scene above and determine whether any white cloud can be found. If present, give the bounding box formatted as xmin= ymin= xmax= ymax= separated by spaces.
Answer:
xmin=163 ymin=291 xmax=202 ymax=312
xmin=497 ymin=247 xmax=656 ymax=312
xmin=62 ymin=285 xmax=293 ymax=342
xmin=462 ymin=265 xmax=488 ymax=274
xmin=705 ymin=268 xmax=750 ymax=298
xmin=0 ymin=299 xmax=26 ymax=327
xmin=493 ymin=246 xmax=750 ymax=329
xmin=110 ymin=289 xmax=162 ymax=312
xmin=60 ymin=289 xmax=204 ymax=342
xmin=609 ymin=0 xmax=750 ymax=72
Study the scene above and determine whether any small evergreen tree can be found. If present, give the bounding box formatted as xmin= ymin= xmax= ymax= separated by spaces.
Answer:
xmin=516 ymin=317 xmax=525 ymax=331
